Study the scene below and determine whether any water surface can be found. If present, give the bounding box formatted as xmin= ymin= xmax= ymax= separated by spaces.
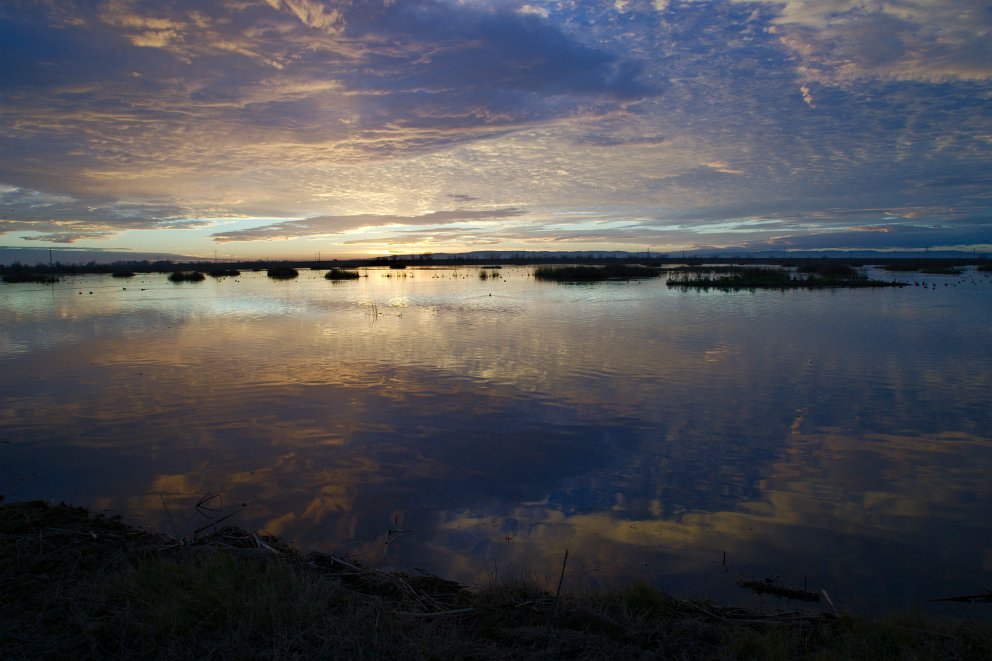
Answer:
xmin=2 ymin=266 xmax=990 ymax=615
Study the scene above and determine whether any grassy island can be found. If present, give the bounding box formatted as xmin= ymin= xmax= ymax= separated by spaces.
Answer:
xmin=167 ymin=271 xmax=205 ymax=283
xmin=325 ymin=268 xmax=361 ymax=280
xmin=2 ymin=500 xmax=988 ymax=660
xmin=533 ymin=264 xmax=663 ymax=282
xmin=666 ymin=265 xmax=906 ymax=291
xmin=267 ymin=266 xmax=299 ymax=279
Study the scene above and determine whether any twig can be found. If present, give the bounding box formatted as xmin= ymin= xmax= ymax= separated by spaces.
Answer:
xmin=251 ymin=532 xmax=281 ymax=555
xmin=394 ymin=607 xmax=477 ymax=617
xmin=196 ymin=493 xmax=223 ymax=518
xmin=822 ymin=589 xmax=838 ymax=616
xmin=192 ymin=500 xmax=250 ymax=538
xmin=44 ymin=527 xmax=97 ymax=539
xmin=159 ymin=494 xmax=180 ymax=540
xmin=545 ymin=549 xmax=569 ymax=651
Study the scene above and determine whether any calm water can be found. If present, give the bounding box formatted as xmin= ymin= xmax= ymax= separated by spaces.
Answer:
xmin=2 ymin=266 xmax=991 ymax=615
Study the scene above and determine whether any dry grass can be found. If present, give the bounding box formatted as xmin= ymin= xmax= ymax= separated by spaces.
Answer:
xmin=2 ymin=501 xmax=989 ymax=660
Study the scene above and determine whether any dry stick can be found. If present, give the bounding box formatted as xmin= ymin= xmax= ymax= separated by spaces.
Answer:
xmin=821 ymin=589 xmax=838 ymax=616
xmin=395 ymin=607 xmax=477 ymax=617
xmin=192 ymin=501 xmax=250 ymax=538
xmin=159 ymin=494 xmax=180 ymax=540
xmin=250 ymin=532 xmax=281 ymax=555
xmin=545 ymin=549 xmax=570 ymax=650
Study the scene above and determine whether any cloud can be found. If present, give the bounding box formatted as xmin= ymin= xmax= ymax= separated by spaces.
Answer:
xmin=0 ymin=185 xmax=210 ymax=242
xmin=210 ymin=207 xmax=526 ymax=242
xmin=0 ymin=1 xmax=989 ymax=255
xmin=746 ymin=0 xmax=992 ymax=82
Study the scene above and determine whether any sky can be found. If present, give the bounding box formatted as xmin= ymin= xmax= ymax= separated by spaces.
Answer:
xmin=1 ymin=0 xmax=991 ymax=260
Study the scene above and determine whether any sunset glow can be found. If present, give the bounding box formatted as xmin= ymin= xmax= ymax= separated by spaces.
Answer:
xmin=2 ymin=1 xmax=990 ymax=259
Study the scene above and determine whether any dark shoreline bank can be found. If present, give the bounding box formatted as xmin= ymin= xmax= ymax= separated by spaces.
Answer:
xmin=2 ymin=500 xmax=989 ymax=659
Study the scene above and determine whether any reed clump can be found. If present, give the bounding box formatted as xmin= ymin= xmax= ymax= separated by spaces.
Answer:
xmin=266 ymin=266 xmax=299 ymax=279
xmin=207 ymin=269 xmax=241 ymax=277
xmin=1 ymin=272 xmax=60 ymax=284
xmin=881 ymin=263 xmax=964 ymax=275
xmin=666 ymin=265 xmax=904 ymax=290
xmin=168 ymin=271 xmax=205 ymax=283
xmin=325 ymin=268 xmax=360 ymax=280
xmin=533 ymin=263 xmax=663 ymax=282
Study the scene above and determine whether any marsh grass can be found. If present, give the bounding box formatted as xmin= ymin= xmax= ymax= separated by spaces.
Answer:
xmin=207 ymin=268 xmax=241 ymax=277
xmin=666 ymin=265 xmax=904 ymax=290
xmin=167 ymin=271 xmax=205 ymax=283
xmin=267 ymin=266 xmax=299 ymax=279
xmin=325 ymin=268 xmax=361 ymax=280
xmin=3 ymin=501 xmax=989 ymax=660
xmin=479 ymin=269 xmax=502 ymax=280
xmin=1 ymin=273 xmax=60 ymax=284
xmin=882 ymin=263 xmax=965 ymax=275
xmin=533 ymin=264 xmax=663 ymax=282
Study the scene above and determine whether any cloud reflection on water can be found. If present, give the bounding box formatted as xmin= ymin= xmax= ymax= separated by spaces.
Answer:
xmin=1 ymin=267 xmax=990 ymax=612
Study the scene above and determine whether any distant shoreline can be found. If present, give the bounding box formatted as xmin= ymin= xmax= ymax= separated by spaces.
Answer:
xmin=2 ymin=253 xmax=989 ymax=275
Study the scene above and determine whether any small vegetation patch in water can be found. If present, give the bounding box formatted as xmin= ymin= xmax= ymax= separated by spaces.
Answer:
xmin=207 ymin=269 xmax=241 ymax=277
xmin=882 ymin=263 xmax=965 ymax=275
xmin=2 ymin=272 xmax=60 ymax=284
xmin=168 ymin=271 xmax=205 ymax=283
xmin=111 ymin=270 xmax=135 ymax=278
xmin=667 ymin=265 xmax=906 ymax=290
xmin=533 ymin=263 xmax=663 ymax=282
xmin=267 ymin=266 xmax=299 ymax=279
xmin=325 ymin=268 xmax=360 ymax=280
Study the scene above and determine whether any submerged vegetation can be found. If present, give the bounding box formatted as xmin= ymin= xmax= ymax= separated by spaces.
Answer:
xmin=325 ymin=268 xmax=361 ymax=280
xmin=2 ymin=501 xmax=989 ymax=660
xmin=533 ymin=263 xmax=663 ymax=282
xmin=479 ymin=268 xmax=502 ymax=280
xmin=1 ymin=272 xmax=60 ymax=284
xmin=267 ymin=266 xmax=299 ymax=279
xmin=882 ymin=263 xmax=965 ymax=275
xmin=167 ymin=271 xmax=205 ymax=283
xmin=666 ymin=265 xmax=906 ymax=290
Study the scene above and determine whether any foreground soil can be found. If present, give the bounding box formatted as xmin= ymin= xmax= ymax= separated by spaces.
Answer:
xmin=2 ymin=500 xmax=989 ymax=659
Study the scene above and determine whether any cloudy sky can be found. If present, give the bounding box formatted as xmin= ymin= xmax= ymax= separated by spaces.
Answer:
xmin=1 ymin=0 xmax=990 ymax=258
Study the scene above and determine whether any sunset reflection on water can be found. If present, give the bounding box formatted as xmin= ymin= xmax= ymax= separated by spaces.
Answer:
xmin=1 ymin=266 xmax=990 ymax=614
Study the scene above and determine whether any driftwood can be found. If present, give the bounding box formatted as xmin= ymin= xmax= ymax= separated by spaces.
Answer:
xmin=928 ymin=591 xmax=992 ymax=604
xmin=739 ymin=578 xmax=821 ymax=602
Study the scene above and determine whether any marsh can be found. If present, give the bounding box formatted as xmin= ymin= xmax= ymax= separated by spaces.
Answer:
xmin=1 ymin=265 xmax=990 ymax=616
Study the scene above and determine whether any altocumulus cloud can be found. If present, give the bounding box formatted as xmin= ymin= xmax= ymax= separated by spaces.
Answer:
xmin=210 ymin=208 xmax=527 ymax=242
xmin=0 ymin=0 xmax=989 ymax=254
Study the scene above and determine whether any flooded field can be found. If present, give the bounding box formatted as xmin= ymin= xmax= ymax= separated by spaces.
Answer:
xmin=2 ymin=264 xmax=990 ymax=615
